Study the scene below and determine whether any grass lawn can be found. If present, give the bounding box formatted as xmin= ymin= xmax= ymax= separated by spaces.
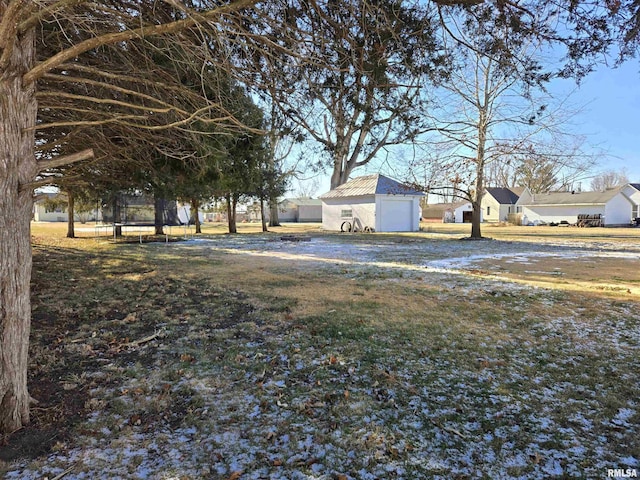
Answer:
xmin=1 ymin=221 xmax=639 ymax=479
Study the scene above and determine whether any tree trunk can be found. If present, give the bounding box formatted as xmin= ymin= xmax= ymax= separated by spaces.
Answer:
xmin=268 ymin=196 xmax=280 ymax=227
xmin=260 ymin=196 xmax=268 ymax=232
xmin=226 ymin=194 xmax=237 ymax=234
xmin=153 ymin=195 xmax=165 ymax=235
xmin=0 ymin=26 xmax=38 ymax=434
xmin=471 ymin=197 xmax=482 ymax=239
xmin=66 ymin=191 xmax=75 ymax=238
xmin=330 ymin=159 xmax=352 ymax=190
xmin=112 ymin=195 xmax=122 ymax=237
xmin=191 ymin=198 xmax=201 ymax=234
xmin=470 ymin=111 xmax=487 ymax=240
xmin=330 ymin=152 xmax=356 ymax=190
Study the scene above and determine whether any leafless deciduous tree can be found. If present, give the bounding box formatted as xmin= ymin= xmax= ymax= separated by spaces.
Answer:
xmin=234 ymin=0 xmax=448 ymax=189
xmin=590 ymin=169 xmax=630 ymax=191
xmin=413 ymin=1 xmax=609 ymax=239
xmin=483 ymin=136 xmax=598 ymax=194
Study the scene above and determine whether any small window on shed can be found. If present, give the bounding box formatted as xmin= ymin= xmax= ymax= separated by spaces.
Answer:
xmin=341 ymin=209 xmax=353 ymax=218
xmin=486 ymin=206 xmax=491 ymax=216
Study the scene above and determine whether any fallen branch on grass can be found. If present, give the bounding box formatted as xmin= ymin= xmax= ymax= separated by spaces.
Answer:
xmin=50 ymin=464 xmax=76 ymax=480
xmin=121 ymin=330 xmax=164 ymax=348
xmin=430 ymin=419 xmax=468 ymax=439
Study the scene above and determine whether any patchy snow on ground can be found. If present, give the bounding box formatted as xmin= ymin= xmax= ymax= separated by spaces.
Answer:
xmin=188 ymin=233 xmax=640 ymax=273
xmin=5 ymin=233 xmax=640 ymax=479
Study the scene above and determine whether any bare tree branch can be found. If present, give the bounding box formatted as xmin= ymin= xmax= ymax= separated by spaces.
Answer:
xmin=37 ymin=147 xmax=94 ymax=172
xmin=23 ymin=0 xmax=259 ymax=84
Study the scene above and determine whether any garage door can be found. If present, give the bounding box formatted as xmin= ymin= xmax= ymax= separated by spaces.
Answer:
xmin=379 ymin=199 xmax=413 ymax=232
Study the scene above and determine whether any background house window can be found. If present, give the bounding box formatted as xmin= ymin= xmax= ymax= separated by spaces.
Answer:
xmin=341 ymin=209 xmax=353 ymax=218
xmin=486 ymin=206 xmax=491 ymax=216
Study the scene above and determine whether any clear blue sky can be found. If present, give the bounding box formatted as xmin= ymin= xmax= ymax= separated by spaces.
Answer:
xmin=299 ymin=58 xmax=640 ymax=197
xmin=565 ymin=59 xmax=640 ymax=183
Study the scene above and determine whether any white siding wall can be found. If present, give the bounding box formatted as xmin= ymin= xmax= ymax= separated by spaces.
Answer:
xmin=278 ymin=207 xmax=298 ymax=222
xmin=297 ymin=205 xmax=322 ymax=222
xmin=522 ymin=205 xmax=603 ymax=224
xmin=522 ymin=194 xmax=632 ymax=225
xmin=33 ymin=205 xmax=67 ymax=222
xmin=622 ymin=185 xmax=640 ymax=219
xmin=33 ymin=206 xmax=102 ymax=222
xmin=482 ymin=196 xmax=518 ymax=222
xmin=604 ymin=194 xmax=633 ymax=225
xmin=322 ymin=195 xmax=420 ymax=231
xmin=501 ymin=204 xmax=515 ymax=222
xmin=322 ymin=196 xmax=376 ymax=231
xmin=482 ymin=196 xmax=501 ymax=222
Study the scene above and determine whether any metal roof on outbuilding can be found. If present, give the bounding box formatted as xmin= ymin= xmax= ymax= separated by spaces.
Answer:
xmin=319 ymin=174 xmax=424 ymax=199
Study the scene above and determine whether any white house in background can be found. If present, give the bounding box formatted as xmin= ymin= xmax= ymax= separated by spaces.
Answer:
xmin=482 ymin=187 xmax=524 ymax=222
xmin=320 ymin=174 xmax=423 ymax=232
xmin=246 ymin=198 xmax=323 ymax=223
xmin=453 ymin=201 xmax=477 ymax=223
xmin=516 ymin=186 xmax=634 ymax=226
xmin=623 ymin=184 xmax=640 ymax=223
xmin=422 ymin=201 xmax=467 ymax=223
xmin=427 ymin=187 xmax=522 ymax=224
xmin=277 ymin=198 xmax=323 ymax=222
xmin=33 ymin=192 xmax=102 ymax=222
xmin=33 ymin=192 xmax=68 ymax=222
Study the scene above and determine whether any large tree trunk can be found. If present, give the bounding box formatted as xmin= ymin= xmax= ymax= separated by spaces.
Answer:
xmin=226 ymin=194 xmax=237 ymax=234
xmin=330 ymin=157 xmax=353 ymax=190
xmin=153 ymin=195 xmax=165 ymax=235
xmin=470 ymin=112 xmax=487 ymax=240
xmin=268 ymin=196 xmax=280 ymax=227
xmin=0 ymin=26 xmax=38 ymax=434
xmin=66 ymin=191 xmax=75 ymax=238
xmin=191 ymin=198 xmax=201 ymax=234
xmin=112 ymin=195 xmax=122 ymax=237
xmin=471 ymin=197 xmax=482 ymax=239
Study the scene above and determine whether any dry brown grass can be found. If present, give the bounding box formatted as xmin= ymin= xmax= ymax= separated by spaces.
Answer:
xmin=475 ymin=255 xmax=640 ymax=295
xmin=423 ymin=221 xmax=640 ymax=243
xmin=5 ymin=220 xmax=637 ymax=479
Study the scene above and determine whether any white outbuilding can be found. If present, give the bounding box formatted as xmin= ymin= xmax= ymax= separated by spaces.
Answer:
xmin=516 ymin=186 xmax=635 ymax=226
xmin=320 ymin=174 xmax=423 ymax=232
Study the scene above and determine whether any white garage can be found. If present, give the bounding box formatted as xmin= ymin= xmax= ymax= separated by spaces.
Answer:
xmin=320 ymin=174 xmax=423 ymax=232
